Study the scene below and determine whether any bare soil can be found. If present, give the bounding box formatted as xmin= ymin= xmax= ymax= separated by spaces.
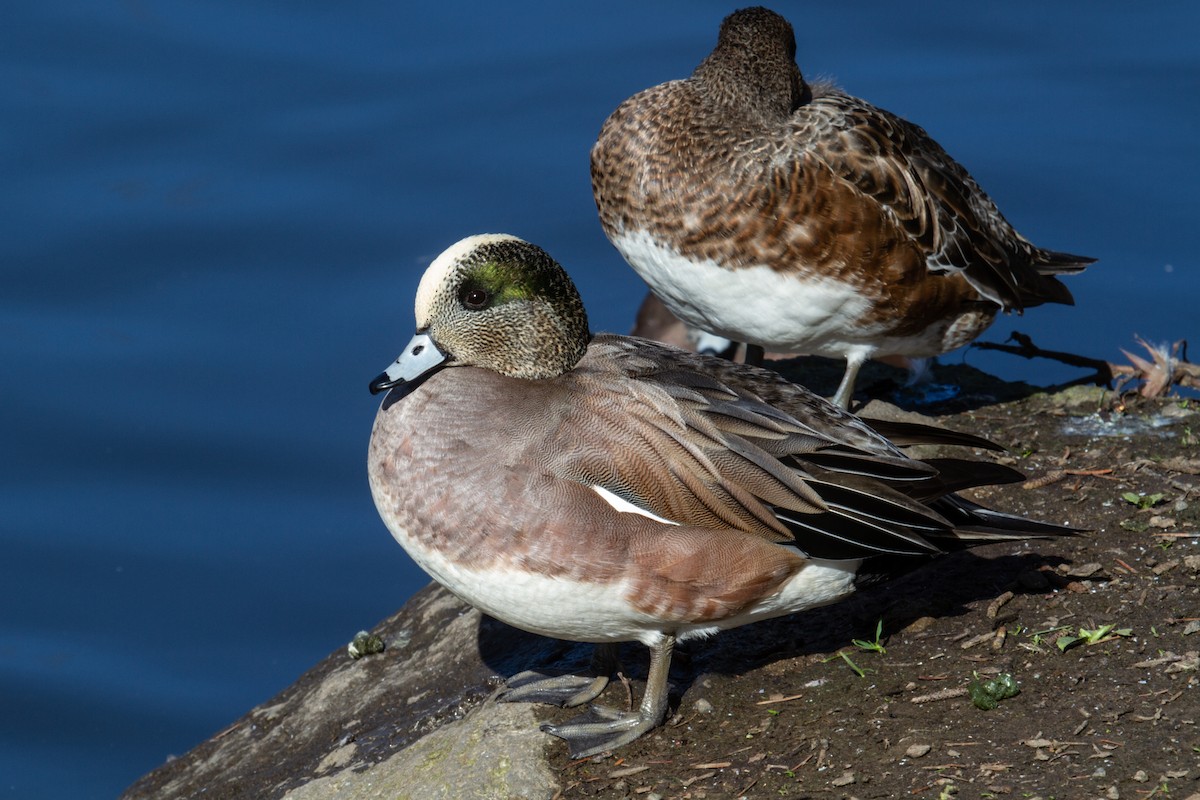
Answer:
xmin=543 ymin=364 xmax=1200 ymax=800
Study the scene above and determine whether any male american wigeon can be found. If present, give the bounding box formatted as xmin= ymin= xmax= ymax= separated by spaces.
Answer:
xmin=591 ymin=7 xmax=1093 ymax=409
xmin=368 ymin=234 xmax=1075 ymax=758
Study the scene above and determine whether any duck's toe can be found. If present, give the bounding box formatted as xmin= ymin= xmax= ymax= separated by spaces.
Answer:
xmin=498 ymin=643 xmax=619 ymax=708
xmin=540 ymin=704 xmax=664 ymax=759
xmin=498 ymin=670 xmax=610 ymax=708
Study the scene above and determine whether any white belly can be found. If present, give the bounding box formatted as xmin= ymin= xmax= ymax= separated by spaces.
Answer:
xmin=613 ymin=229 xmax=873 ymax=354
xmin=612 ymin=228 xmax=963 ymax=360
xmin=383 ymin=510 xmax=861 ymax=648
xmin=381 ymin=516 xmax=669 ymax=645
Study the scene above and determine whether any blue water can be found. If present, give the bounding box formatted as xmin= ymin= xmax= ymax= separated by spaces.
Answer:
xmin=2 ymin=3 xmax=1196 ymax=797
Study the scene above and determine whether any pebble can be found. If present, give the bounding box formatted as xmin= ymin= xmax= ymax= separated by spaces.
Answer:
xmin=905 ymin=744 xmax=932 ymax=758
xmin=903 ymin=616 xmax=937 ymax=634
xmin=693 ymin=698 xmax=714 ymax=714
xmin=1152 ymin=559 xmax=1180 ymax=575
xmin=830 ymin=771 xmax=855 ymax=786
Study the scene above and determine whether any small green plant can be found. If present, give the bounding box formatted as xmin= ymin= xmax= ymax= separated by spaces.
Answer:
xmin=824 ymin=649 xmax=867 ymax=677
xmin=1056 ymin=624 xmax=1133 ymax=652
xmin=1143 ymin=781 xmax=1170 ymax=798
xmin=824 ymin=620 xmax=887 ymax=677
xmin=852 ymin=619 xmax=887 ymax=655
xmin=1016 ymin=624 xmax=1071 ymax=652
xmin=967 ymin=672 xmax=1020 ymax=710
xmin=1121 ymin=491 xmax=1166 ymax=509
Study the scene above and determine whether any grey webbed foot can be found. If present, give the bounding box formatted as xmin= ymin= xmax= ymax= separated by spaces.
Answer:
xmin=499 ymin=671 xmax=610 ymax=708
xmin=541 ymin=704 xmax=665 ymax=759
xmin=540 ymin=635 xmax=676 ymax=758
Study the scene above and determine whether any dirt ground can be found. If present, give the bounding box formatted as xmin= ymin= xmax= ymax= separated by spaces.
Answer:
xmin=542 ymin=362 xmax=1200 ymax=800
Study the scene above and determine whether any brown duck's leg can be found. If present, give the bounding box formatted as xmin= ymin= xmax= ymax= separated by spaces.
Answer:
xmin=541 ymin=634 xmax=675 ymax=759
xmin=498 ymin=642 xmax=619 ymax=708
xmin=831 ymin=352 xmax=865 ymax=410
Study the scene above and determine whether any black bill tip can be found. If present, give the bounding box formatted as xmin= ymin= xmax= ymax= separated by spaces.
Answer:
xmin=369 ymin=372 xmax=397 ymax=395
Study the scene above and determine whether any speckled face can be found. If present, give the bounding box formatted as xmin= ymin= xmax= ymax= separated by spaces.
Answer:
xmin=411 ymin=234 xmax=591 ymax=380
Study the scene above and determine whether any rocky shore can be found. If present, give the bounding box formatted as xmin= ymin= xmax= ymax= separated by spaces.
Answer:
xmin=122 ymin=374 xmax=1200 ymax=800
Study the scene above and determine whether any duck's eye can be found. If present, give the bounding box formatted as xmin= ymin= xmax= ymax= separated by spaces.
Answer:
xmin=463 ymin=289 xmax=490 ymax=310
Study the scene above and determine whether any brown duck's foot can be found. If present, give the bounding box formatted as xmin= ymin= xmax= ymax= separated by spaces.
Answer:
xmin=542 ymin=634 xmax=675 ymax=758
xmin=497 ymin=643 xmax=618 ymax=708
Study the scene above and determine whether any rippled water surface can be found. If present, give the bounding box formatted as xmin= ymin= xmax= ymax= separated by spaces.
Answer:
xmin=2 ymin=3 xmax=1196 ymax=797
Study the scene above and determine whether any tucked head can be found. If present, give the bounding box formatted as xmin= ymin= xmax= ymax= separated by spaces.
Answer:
xmin=715 ymin=7 xmax=796 ymax=57
xmin=694 ymin=6 xmax=806 ymax=119
xmin=370 ymin=234 xmax=591 ymax=394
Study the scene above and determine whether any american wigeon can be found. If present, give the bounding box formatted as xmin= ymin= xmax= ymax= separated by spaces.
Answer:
xmin=591 ymin=6 xmax=1093 ymax=409
xmin=368 ymin=234 xmax=1075 ymax=758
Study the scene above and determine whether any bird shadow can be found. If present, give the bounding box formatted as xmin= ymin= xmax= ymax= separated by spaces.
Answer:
xmin=774 ymin=354 xmax=1056 ymax=414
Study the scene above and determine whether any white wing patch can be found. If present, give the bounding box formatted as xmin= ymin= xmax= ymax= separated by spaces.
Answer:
xmin=590 ymin=485 xmax=679 ymax=526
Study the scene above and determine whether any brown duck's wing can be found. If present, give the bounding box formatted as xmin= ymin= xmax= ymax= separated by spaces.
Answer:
xmin=797 ymin=90 xmax=1093 ymax=311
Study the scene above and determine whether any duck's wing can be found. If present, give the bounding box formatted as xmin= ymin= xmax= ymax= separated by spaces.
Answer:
xmin=576 ymin=336 xmax=1080 ymax=560
xmin=797 ymin=89 xmax=1093 ymax=311
xmin=569 ymin=338 xmax=962 ymax=558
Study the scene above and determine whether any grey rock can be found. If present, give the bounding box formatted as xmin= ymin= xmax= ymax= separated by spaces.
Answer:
xmin=121 ymin=583 xmax=566 ymax=800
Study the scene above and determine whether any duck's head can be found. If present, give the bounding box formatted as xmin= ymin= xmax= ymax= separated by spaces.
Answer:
xmin=370 ymin=234 xmax=591 ymax=394
xmin=695 ymin=7 xmax=807 ymax=119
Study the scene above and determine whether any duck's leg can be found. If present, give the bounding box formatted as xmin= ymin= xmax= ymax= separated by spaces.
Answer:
xmin=830 ymin=352 xmax=866 ymax=410
xmin=541 ymin=634 xmax=675 ymax=758
xmin=743 ymin=343 xmax=765 ymax=366
xmin=499 ymin=642 xmax=618 ymax=708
